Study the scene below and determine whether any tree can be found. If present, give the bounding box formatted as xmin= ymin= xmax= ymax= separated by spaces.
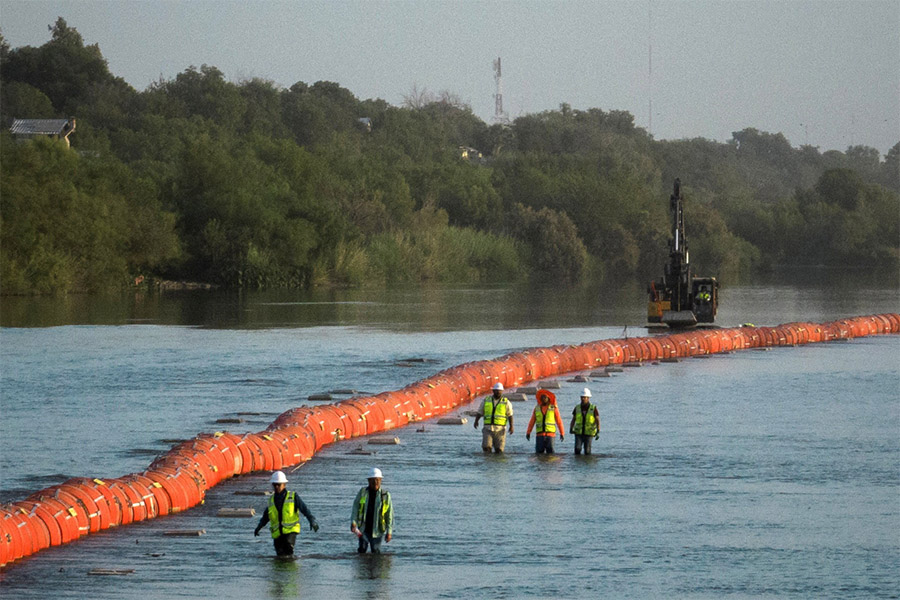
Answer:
xmin=508 ymin=204 xmax=587 ymax=283
xmin=815 ymin=168 xmax=864 ymax=212
xmin=0 ymin=135 xmax=179 ymax=293
xmin=0 ymin=81 xmax=55 ymax=119
xmin=1 ymin=18 xmax=124 ymax=115
xmin=880 ymin=142 xmax=899 ymax=192
xmin=160 ymin=65 xmax=246 ymax=129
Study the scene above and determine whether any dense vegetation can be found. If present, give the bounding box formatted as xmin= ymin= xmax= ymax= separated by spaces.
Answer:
xmin=2 ymin=20 xmax=897 ymax=294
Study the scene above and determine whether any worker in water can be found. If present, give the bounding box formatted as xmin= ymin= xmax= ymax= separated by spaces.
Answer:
xmin=254 ymin=470 xmax=319 ymax=557
xmin=473 ymin=382 xmax=514 ymax=453
xmin=526 ymin=389 xmax=564 ymax=454
xmin=351 ymin=467 xmax=394 ymax=554
xmin=569 ymin=387 xmax=600 ymax=455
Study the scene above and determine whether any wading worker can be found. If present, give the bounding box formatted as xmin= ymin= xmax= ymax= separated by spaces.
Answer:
xmin=254 ymin=470 xmax=319 ymax=556
xmin=351 ymin=467 xmax=394 ymax=554
xmin=569 ymin=387 xmax=600 ymax=455
xmin=473 ymin=382 xmax=514 ymax=453
xmin=526 ymin=389 xmax=564 ymax=454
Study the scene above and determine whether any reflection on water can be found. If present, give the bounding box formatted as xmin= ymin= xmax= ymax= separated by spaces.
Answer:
xmin=268 ymin=557 xmax=300 ymax=599
xmin=3 ymin=268 xmax=896 ymax=330
xmin=354 ymin=554 xmax=393 ymax=600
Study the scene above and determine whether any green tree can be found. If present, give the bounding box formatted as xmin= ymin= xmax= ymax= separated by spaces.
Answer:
xmin=814 ymin=168 xmax=864 ymax=212
xmin=880 ymin=143 xmax=899 ymax=192
xmin=508 ymin=204 xmax=587 ymax=283
xmin=0 ymin=81 xmax=55 ymax=119
xmin=0 ymin=135 xmax=179 ymax=293
xmin=1 ymin=18 xmax=124 ymax=115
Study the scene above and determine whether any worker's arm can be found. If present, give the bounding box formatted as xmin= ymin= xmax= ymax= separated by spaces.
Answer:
xmin=507 ymin=414 xmax=514 ymax=435
xmin=595 ymin=408 xmax=601 ymax=438
xmin=473 ymin=402 xmax=484 ymax=429
xmin=384 ymin=492 xmax=394 ymax=541
xmin=254 ymin=510 xmax=268 ymax=536
xmin=569 ymin=407 xmax=577 ymax=435
xmin=525 ymin=411 xmax=535 ymax=439
xmin=350 ymin=488 xmax=363 ymax=532
xmin=554 ymin=407 xmax=564 ymax=440
xmin=295 ymin=496 xmax=319 ymax=531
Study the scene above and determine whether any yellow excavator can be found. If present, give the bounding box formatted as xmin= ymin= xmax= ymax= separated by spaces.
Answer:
xmin=647 ymin=179 xmax=718 ymax=328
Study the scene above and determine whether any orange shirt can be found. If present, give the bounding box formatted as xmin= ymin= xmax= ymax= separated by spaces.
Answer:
xmin=526 ymin=404 xmax=564 ymax=437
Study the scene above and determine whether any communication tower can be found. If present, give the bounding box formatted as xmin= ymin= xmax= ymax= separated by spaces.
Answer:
xmin=493 ymin=57 xmax=509 ymax=125
xmin=648 ymin=1 xmax=653 ymax=137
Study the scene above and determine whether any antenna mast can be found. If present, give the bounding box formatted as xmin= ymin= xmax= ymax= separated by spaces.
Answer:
xmin=493 ymin=57 xmax=508 ymax=124
xmin=648 ymin=0 xmax=653 ymax=137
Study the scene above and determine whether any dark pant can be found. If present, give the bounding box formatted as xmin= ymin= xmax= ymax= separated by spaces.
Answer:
xmin=535 ymin=435 xmax=555 ymax=454
xmin=358 ymin=534 xmax=383 ymax=554
xmin=273 ymin=532 xmax=297 ymax=556
xmin=574 ymin=434 xmax=593 ymax=455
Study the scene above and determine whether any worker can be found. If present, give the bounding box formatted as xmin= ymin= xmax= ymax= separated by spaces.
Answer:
xmin=473 ymin=382 xmax=514 ymax=453
xmin=254 ymin=470 xmax=319 ymax=557
xmin=569 ymin=387 xmax=600 ymax=455
xmin=526 ymin=389 xmax=564 ymax=454
xmin=351 ymin=467 xmax=394 ymax=554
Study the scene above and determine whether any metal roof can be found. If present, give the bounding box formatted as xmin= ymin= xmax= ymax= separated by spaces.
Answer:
xmin=9 ymin=119 xmax=71 ymax=135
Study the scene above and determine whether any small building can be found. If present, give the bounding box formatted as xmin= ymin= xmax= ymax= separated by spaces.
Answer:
xmin=9 ymin=118 xmax=76 ymax=147
xmin=357 ymin=117 xmax=372 ymax=133
xmin=459 ymin=146 xmax=483 ymax=161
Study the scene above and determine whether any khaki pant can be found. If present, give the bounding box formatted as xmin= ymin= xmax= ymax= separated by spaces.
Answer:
xmin=482 ymin=425 xmax=507 ymax=452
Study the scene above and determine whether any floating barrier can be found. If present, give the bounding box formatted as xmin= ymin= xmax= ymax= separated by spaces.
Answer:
xmin=1 ymin=313 xmax=897 ymax=567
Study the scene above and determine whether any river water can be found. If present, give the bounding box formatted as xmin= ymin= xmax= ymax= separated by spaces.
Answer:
xmin=1 ymin=271 xmax=898 ymax=599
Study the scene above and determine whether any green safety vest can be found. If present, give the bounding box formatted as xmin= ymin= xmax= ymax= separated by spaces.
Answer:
xmin=533 ymin=405 xmax=557 ymax=434
xmin=483 ymin=397 xmax=510 ymax=426
xmin=572 ymin=404 xmax=598 ymax=436
xmin=268 ymin=491 xmax=301 ymax=538
xmin=355 ymin=489 xmax=391 ymax=534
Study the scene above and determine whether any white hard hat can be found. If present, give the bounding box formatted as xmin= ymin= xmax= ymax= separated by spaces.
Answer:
xmin=581 ymin=388 xmax=592 ymax=398
xmin=270 ymin=470 xmax=288 ymax=484
xmin=368 ymin=467 xmax=383 ymax=479
xmin=492 ymin=382 xmax=504 ymax=391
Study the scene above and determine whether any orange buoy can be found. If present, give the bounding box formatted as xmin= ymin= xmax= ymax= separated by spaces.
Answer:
xmin=80 ymin=479 xmax=122 ymax=527
xmin=9 ymin=504 xmax=48 ymax=555
xmin=32 ymin=496 xmax=79 ymax=543
xmin=51 ymin=489 xmax=90 ymax=538
xmin=13 ymin=501 xmax=62 ymax=547
xmin=1 ymin=508 xmax=24 ymax=564
xmin=123 ymin=478 xmax=158 ymax=519
xmin=60 ymin=481 xmax=109 ymax=531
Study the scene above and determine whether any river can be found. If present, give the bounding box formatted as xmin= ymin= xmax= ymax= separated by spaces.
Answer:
xmin=1 ymin=270 xmax=898 ymax=598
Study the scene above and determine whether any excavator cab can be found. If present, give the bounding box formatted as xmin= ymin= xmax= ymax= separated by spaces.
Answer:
xmin=691 ymin=277 xmax=718 ymax=324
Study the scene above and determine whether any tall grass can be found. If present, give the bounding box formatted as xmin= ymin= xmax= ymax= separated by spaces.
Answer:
xmin=364 ymin=226 xmax=524 ymax=285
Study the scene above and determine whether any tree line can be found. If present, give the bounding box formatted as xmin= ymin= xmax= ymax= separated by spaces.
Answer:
xmin=1 ymin=19 xmax=897 ymax=294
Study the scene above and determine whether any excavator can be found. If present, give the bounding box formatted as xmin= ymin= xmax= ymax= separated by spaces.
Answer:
xmin=647 ymin=179 xmax=718 ymax=328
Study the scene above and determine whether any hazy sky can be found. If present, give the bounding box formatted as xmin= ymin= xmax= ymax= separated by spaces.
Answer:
xmin=2 ymin=0 xmax=898 ymax=155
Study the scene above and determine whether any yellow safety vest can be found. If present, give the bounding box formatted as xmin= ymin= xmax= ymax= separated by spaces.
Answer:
xmin=483 ymin=397 xmax=510 ymax=426
xmin=572 ymin=404 xmax=598 ymax=436
xmin=533 ymin=406 xmax=557 ymax=434
xmin=268 ymin=490 xmax=301 ymax=538
xmin=356 ymin=489 xmax=391 ymax=534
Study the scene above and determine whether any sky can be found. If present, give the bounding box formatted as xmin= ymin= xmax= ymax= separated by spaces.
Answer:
xmin=1 ymin=0 xmax=898 ymax=155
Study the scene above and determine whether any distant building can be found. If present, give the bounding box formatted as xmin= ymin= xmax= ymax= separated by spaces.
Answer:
xmin=9 ymin=118 xmax=77 ymax=147
xmin=357 ymin=117 xmax=372 ymax=133
xmin=459 ymin=146 xmax=483 ymax=161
